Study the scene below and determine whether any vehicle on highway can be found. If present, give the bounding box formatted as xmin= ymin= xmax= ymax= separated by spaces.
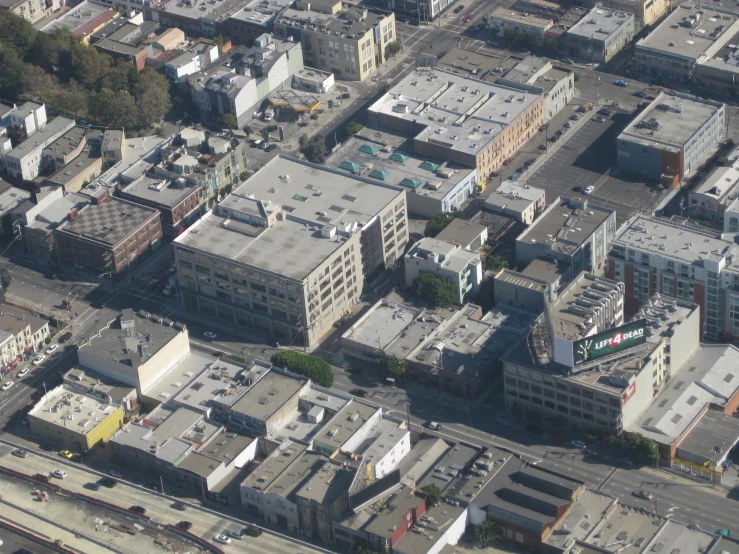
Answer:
xmin=243 ymin=525 xmax=262 ymax=537
xmin=426 ymin=421 xmax=442 ymax=430
xmin=227 ymin=530 xmax=245 ymax=540
xmin=614 ymin=79 xmax=628 ymax=86
xmin=59 ymin=450 xmax=74 ymax=459
xmin=1 ymin=380 xmax=14 ymax=391
xmin=564 ymin=121 xmax=575 ymax=128
xmin=385 ymin=377 xmax=396 ymax=386
xmin=463 ymin=15 xmax=472 ymax=22
xmin=453 ymin=5 xmax=464 ymax=13
xmin=203 ymin=331 xmax=217 ymax=340
xmin=32 ymin=356 xmax=45 ymax=365
xmin=598 ymin=108 xmax=614 ymax=116
xmin=12 ymin=449 xmax=28 ymax=458
xmin=59 ymin=332 xmax=73 ymax=343
xmin=129 ymin=506 xmax=147 ymax=515
xmin=177 ymin=521 xmax=193 ymax=531
xmin=583 ymin=186 xmax=595 ymax=195
xmin=350 ymin=388 xmax=368 ymax=397
xmin=633 ymin=490 xmax=653 ymax=500
xmin=561 ymin=57 xmax=574 ymax=64
xmin=51 ymin=470 xmax=67 ymax=479
xmin=264 ymin=143 xmax=278 ymax=153
xmin=214 ymin=535 xmax=232 ymax=545
xmin=86 ymin=482 xmax=101 ymax=491
xmin=592 ymin=116 xmax=606 ymax=123
xmin=46 ymin=344 xmax=59 ymax=354
xmin=99 ymin=477 xmax=117 ymax=488
xmin=17 ymin=367 xmax=29 ymax=378
xmin=109 ymin=469 xmax=123 ymax=478
xmin=173 ymin=502 xmax=188 ymax=511
xmin=212 ymin=351 xmax=226 ymax=357
xmin=571 ymin=439 xmax=587 ymax=448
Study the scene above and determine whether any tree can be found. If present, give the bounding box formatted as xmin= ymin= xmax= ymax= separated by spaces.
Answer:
xmin=353 ymin=546 xmax=381 ymax=554
xmin=485 ymin=254 xmax=509 ymax=272
xmin=221 ymin=113 xmax=238 ymax=130
xmin=574 ymin=72 xmax=581 ymax=82
xmin=0 ymin=11 xmax=37 ymax=58
xmin=524 ymin=33 xmax=541 ymax=51
xmin=132 ymin=68 xmax=172 ymax=128
xmin=45 ymin=336 xmax=52 ymax=345
xmin=0 ymin=47 xmax=26 ymax=99
xmin=424 ymin=211 xmax=463 ymax=238
xmin=300 ymin=134 xmax=326 ymax=164
xmin=622 ymin=433 xmax=660 ymax=464
xmin=344 ymin=121 xmax=364 ymax=138
xmin=261 ymin=128 xmax=271 ymax=141
xmin=0 ymin=266 xmax=11 ymax=290
xmin=385 ymin=40 xmax=402 ymax=58
xmin=420 ymin=484 xmax=441 ymax=507
xmin=503 ymin=29 xmax=517 ymax=46
xmin=226 ymin=354 xmax=247 ymax=364
xmin=543 ymin=38 xmax=560 ymax=55
xmin=377 ymin=356 xmax=406 ymax=377
xmin=271 ymin=351 xmax=334 ymax=387
xmin=412 ymin=272 xmax=458 ymax=308
xmin=327 ymin=99 xmax=334 ymax=110
xmin=239 ymin=171 xmax=249 ymax=182
xmin=244 ymin=125 xmax=253 ymax=136
xmin=475 ymin=521 xmax=503 ymax=547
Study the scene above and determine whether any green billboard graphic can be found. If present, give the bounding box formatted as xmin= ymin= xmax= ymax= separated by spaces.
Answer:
xmin=573 ymin=319 xmax=647 ymax=366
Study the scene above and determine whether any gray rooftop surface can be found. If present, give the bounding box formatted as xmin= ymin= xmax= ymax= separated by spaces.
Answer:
xmin=393 ymin=502 xmax=466 ymax=554
xmin=495 ymin=268 xmax=549 ymax=293
xmin=230 ymin=369 xmax=306 ymax=421
xmin=360 ymin=488 xmax=424 ymax=539
xmin=120 ymin=174 xmax=200 ymax=209
xmin=40 ymin=1 xmax=114 ymax=34
xmin=547 ymin=490 xmax=615 ymax=548
xmin=177 ymin=430 xmax=255 ymax=477
xmin=521 ymin=257 xmax=569 ymax=283
xmin=485 ymin=180 xmax=545 ymax=213
xmin=29 ymin=385 xmax=120 ymax=435
xmin=435 ymin=218 xmax=488 ymax=248
xmin=45 ymin=150 xmax=101 ymax=188
xmin=228 ymin=0 xmax=294 ymax=26
xmin=175 ymin=156 xmax=403 ymax=280
xmin=277 ymin=6 xmax=391 ymax=38
xmin=438 ymin=47 xmax=508 ymax=77
xmin=584 ymin=505 xmax=662 ymax=552
xmin=295 ymin=459 xmax=354 ymax=505
xmin=43 ymin=126 xmax=87 ymax=158
xmin=619 ymin=92 xmax=723 ymax=150
xmin=490 ymin=6 xmax=553 ymax=28
xmin=568 ymin=7 xmax=633 ymax=40
xmin=676 ymin=409 xmax=739 ymax=462
xmin=317 ymin=400 xmax=380 ymax=451
xmin=64 ymin=367 xmax=136 ymax=405
xmin=8 ymin=117 xmax=75 ymax=158
xmin=549 ymin=273 xmax=623 ymax=340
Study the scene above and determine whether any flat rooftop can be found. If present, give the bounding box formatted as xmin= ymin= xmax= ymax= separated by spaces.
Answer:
xmin=175 ymin=156 xmax=402 ymax=280
xmin=64 ymin=367 xmax=136 ymax=405
xmin=29 ymin=385 xmax=120 ymax=434
xmin=495 ymin=267 xmax=549 ymax=293
xmin=619 ymin=92 xmax=722 ymax=151
xmin=521 ymin=256 xmax=569 ymax=283
xmin=325 ymin=131 xmax=476 ymax=203
xmin=40 ymin=1 xmax=116 ymax=36
xmin=8 ymin=117 xmax=74 ymax=158
xmin=43 ymin=125 xmax=87 ymax=158
xmin=295 ymin=459 xmax=355 ymax=505
xmin=435 ymin=218 xmax=488 ymax=249
xmin=636 ymin=4 xmax=739 ymax=61
xmin=45 ymin=149 xmax=101 ymax=188
xmin=612 ymin=215 xmax=739 ymax=272
xmin=276 ymin=6 xmax=390 ymax=38
xmin=677 ymin=409 xmax=739 ymax=462
xmin=630 ymin=344 xmax=739 ymax=442
xmin=177 ymin=429 xmax=255 ymax=478
xmin=397 ymin=437 xmax=451 ymax=488
xmin=636 ymin=293 xmax=698 ymax=348
xmin=517 ymin=197 xmax=614 ymax=255
xmin=393 ymin=502 xmax=466 ymax=554
xmin=143 ymin=350 xmax=215 ymax=405
xmin=57 ymin=196 xmax=158 ymax=247
xmin=120 ymin=174 xmax=200 ymax=209
xmin=549 ymin=273 xmax=623 ymax=340
xmin=317 ymin=400 xmax=380 ymax=451
xmin=486 ymin=180 xmax=545 ymax=213
xmin=568 ymin=7 xmax=633 ymax=40
xmin=228 ymin=0 xmax=295 ymax=26
xmin=438 ymin=47 xmax=507 ymax=77
xmin=417 ymin=440 xmax=479 ymax=490
xmin=490 ymin=6 xmax=553 ymax=28
xmin=242 ymin=441 xmax=309 ymax=490
xmin=406 ymin=237 xmax=480 ymax=274
xmin=357 ymin=487 xmax=423 ymax=538
xmin=584 ymin=504 xmax=662 ymax=553
xmin=547 ymin=489 xmax=616 ymax=548
xmin=368 ymin=68 xmax=542 ymax=157
xmin=230 ymin=369 xmax=306 ymax=421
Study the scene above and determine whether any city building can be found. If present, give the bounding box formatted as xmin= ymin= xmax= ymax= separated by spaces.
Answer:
xmin=404 ymin=237 xmax=482 ymax=304
xmin=0 ymin=101 xmax=47 ymax=150
xmin=635 ymin=4 xmax=739 ymax=83
xmin=0 ymin=180 xmax=31 ymax=240
xmin=55 ymin=196 xmax=162 ymax=277
xmin=273 ymin=2 xmax=396 ymax=81
xmin=566 ymin=7 xmax=635 ymax=64
xmin=101 ymin=129 xmax=125 ymax=165
xmin=495 ymin=56 xmax=575 ymax=121
xmin=434 ymin=219 xmax=488 ymax=251
xmin=586 ymin=0 xmax=668 ymax=26
xmin=225 ymin=0 xmax=296 ymax=47
xmin=0 ymin=305 xmax=50 ymax=372
xmin=5 ymin=117 xmax=76 ymax=181
xmin=546 ymin=6 xmax=589 ymax=43
xmin=368 ymin=68 xmax=545 ymax=181
xmin=368 ymin=0 xmax=454 ymax=23
xmin=43 ymin=148 xmax=103 ymax=193
xmin=687 ymin=144 xmax=739 ymax=226
xmin=174 ymin=155 xmax=408 ymax=346
xmin=607 ymin=215 xmax=739 ymax=341
xmin=40 ymin=1 xmax=119 ymax=43
xmin=485 ymin=180 xmax=546 ymax=224
xmin=187 ymin=35 xmax=304 ymax=127
xmin=63 ymin=367 xmax=139 ymax=416
xmin=0 ymin=0 xmax=48 ymax=23
xmin=311 ymin=400 xmax=382 ymax=457
xmin=164 ymin=40 xmax=220 ymax=81
xmin=488 ymin=7 xmax=554 ymax=39
xmin=494 ymin=268 xmax=553 ymax=314
xmin=617 ymin=92 xmax=725 ymax=182
xmin=438 ymin=47 xmax=508 ymax=79
xmin=516 ymin=197 xmax=617 ymax=279
xmin=292 ymin=67 xmax=335 ymax=93
xmin=28 ymin=384 xmax=124 ymax=452
xmin=325 ymin=130 xmax=479 ymax=217
xmin=41 ymin=125 xmax=89 ymax=174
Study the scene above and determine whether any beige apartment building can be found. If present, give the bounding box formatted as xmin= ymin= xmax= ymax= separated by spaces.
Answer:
xmin=0 ymin=0 xmax=48 ymax=23
xmin=273 ymin=0 xmax=396 ymax=81
xmin=173 ymin=156 xmax=408 ymax=346
xmin=587 ymin=0 xmax=669 ymax=26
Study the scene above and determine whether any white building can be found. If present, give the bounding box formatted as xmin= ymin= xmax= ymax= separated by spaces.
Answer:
xmin=488 ymin=7 xmax=554 ymax=39
xmin=688 ymin=145 xmax=739 ymax=227
xmin=485 ymin=180 xmax=546 ymax=224
xmin=164 ymin=41 xmax=219 ymax=81
xmin=363 ymin=426 xmax=411 ymax=479
xmin=0 ymin=102 xmax=48 ymax=169
xmin=404 ymin=237 xmax=482 ymax=304
xmin=5 ymin=116 xmax=75 ymax=181
xmin=0 ymin=307 xmax=51 ymax=371
xmin=292 ymin=67 xmax=335 ymax=93
xmin=566 ymin=7 xmax=635 ymax=64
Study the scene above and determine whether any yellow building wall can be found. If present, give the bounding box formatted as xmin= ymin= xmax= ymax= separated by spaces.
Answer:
xmin=84 ymin=405 xmax=124 ymax=450
xmin=29 ymin=405 xmax=124 ymax=452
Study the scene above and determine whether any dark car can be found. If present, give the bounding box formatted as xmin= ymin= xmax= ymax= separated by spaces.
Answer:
xmin=85 ymin=482 xmax=101 ymax=491
xmin=523 ymin=159 xmax=535 ymax=169
xmin=515 ymin=166 xmax=524 ymax=174
xmin=212 ymin=351 xmax=226 ymax=357
xmin=264 ymin=143 xmax=278 ymax=152
xmin=130 ymin=505 xmax=147 ymax=515
xmin=173 ymin=502 xmax=188 ymax=511
xmin=350 ymin=388 xmax=368 ymax=397
xmin=100 ymin=477 xmax=117 ymax=488
xmin=598 ymin=108 xmax=614 ymax=116
xmin=453 ymin=5 xmax=464 ymax=13
xmin=347 ymin=366 xmax=364 ymax=375
xmin=39 ymin=443 xmax=55 ymax=451
xmin=177 ymin=521 xmax=193 ymax=531
xmin=59 ymin=331 xmax=73 ymax=343
xmin=243 ymin=525 xmax=262 ymax=537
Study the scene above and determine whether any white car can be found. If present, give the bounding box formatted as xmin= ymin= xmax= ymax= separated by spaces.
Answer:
xmin=426 ymin=422 xmax=442 ymax=431
xmin=213 ymin=535 xmax=232 ymax=545
xmin=17 ymin=367 xmax=29 ymax=378
xmin=109 ymin=469 xmax=123 ymax=478
xmin=1 ymin=381 xmax=14 ymax=391
xmin=45 ymin=344 xmax=59 ymax=354
xmin=227 ymin=530 xmax=244 ymax=540
xmin=203 ymin=331 xmax=217 ymax=340
xmin=583 ymin=186 xmax=595 ymax=195
xmin=571 ymin=439 xmax=587 ymax=448
xmin=52 ymin=470 xmax=67 ymax=479
xmin=32 ymin=356 xmax=45 ymax=366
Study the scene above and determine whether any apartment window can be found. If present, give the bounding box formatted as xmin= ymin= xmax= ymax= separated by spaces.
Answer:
xmin=195 ymin=264 xmax=210 ymax=274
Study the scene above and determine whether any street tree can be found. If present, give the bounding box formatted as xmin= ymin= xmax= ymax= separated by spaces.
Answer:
xmin=485 ymin=254 xmax=509 ymax=272
xmin=221 ymin=113 xmax=238 ymax=129
xmin=300 ymin=134 xmax=326 ymax=164
xmin=385 ymin=40 xmax=402 ymax=58
xmin=344 ymin=121 xmax=364 ymax=138
xmin=475 ymin=521 xmax=503 ymax=547
xmin=412 ymin=272 xmax=457 ymax=308
xmin=0 ymin=266 xmax=11 ymax=290
xmin=377 ymin=356 xmax=406 ymax=377
xmin=424 ymin=211 xmax=464 ymax=237
xmin=271 ymin=351 xmax=334 ymax=387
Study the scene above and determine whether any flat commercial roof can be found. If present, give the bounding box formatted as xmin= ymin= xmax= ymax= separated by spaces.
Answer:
xmin=64 ymin=367 xmax=136 ymax=405
xmin=40 ymin=1 xmax=116 ymax=35
xmin=397 ymin=438 xmax=451 ymax=488
xmin=318 ymin=401 xmax=380 ymax=451
xmin=56 ymin=196 xmax=158 ymax=247
xmin=230 ymin=369 xmax=306 ymax=421
xmin=45 ymin=149 xmax=101 ymax=188
xmin=583 ymin=504 xmax=661 ymax=553
xmin=228 ymin=0 xmax=294 ymax=25
xmin=295 ymin=459 xmax=355 ymax=505
xmin=486 ymin=180 xmax=545 ymax=213
xmin=677 ymin=409 xmax=739 ymax=462
xmin=547 ymin=490 xmax=616 ymax=548
xmin=612 ymin=215 xmax=739 ymax=271
xmin=549 ymin=273 xmax=623 ymax=340
xmin=177 ymin=430 xmax=255 ymax=477
xmin=43 ymin=125 xmax=87 ymax=158
xmin=568 ymin=7 xmax=633 ymax=40
xmin=619 ymin=92 xmax=722 ymax=151
xmin=242 ymin=441 xmax=309 ymax=490
xmin=393 ymin=503 xmax=465 ymax=554
xmin=277 ymin=6 xmax=390 ymax=38
xmin=29 ymin=385 xmax=119 ymax=435
xmin=517 ymin=197 xmax=614 ymax=256
xmin=8 ymin=117 xmax=75 ymax=159
xmin=490 ymin=6 xmax=553 ymax=28
xmin=435 ymin=218 xmax=487 ymax=248
xmin=406 ymin=237 xmax=480 ymax=274
xmin=172 ymin=356 xmax=254 ymax=413
xmin=368 ymin=68 xmax=542 ymax=157
xmin=175 ymin=156 xmax=402 ymax=280
xmin=120 ymin=174 xmax=200 ymax=209
xmin=636 ymin=4 xmax=739 ymax=62
xmin=438 ymin=47 xmax=507 ymax=77
xmin=521 ymin=257 xmax=569 ymax=283
xmin=360 ymin=488 xmax=424 ymax=538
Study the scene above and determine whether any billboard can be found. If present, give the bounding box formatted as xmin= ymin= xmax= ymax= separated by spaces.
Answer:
xmin=573 ymin=319 xmax=647 ymax=366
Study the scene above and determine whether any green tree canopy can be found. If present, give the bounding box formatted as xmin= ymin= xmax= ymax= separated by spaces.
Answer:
xmin=485 ymin=254 xmax=509 ymax=272
xmin=385 ymin=40 xmax=402 ymax=58
xmin=421 ymin=484 xmax=442 ymax=506
xmin=299 ymin=134 xmax=326 ymax=164
xmin=0 ymin=266 xmax=11 ymax=290
xmin=271 ymin=351 xmax=334 ymax=387
xmin=344 ymin=121 xmax=364 ymax=138
xmin=377 ymin=356 xmax=406 ymax=377
xmin=412 ymin=272 xmax=458 ymax=308
xmin=424 ymin=211 xmax=464 ymax=238
xmin=475 ymin=521 xmax=503 ymax=547
xmin=621 ymin=433 xmax=660 ymax=464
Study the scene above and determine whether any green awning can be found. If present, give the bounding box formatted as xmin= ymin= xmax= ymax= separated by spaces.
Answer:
xmin=389 ymin=152 xmax=409 ymax=163
xmin=359 ymin=145 xmax=380 ymax=155
xmin=369 ymin=170 xmax=390 ymax=180
xmin=419 ymin=161 xmax=439 ymax=171
xmin=340 ymin=161 xmax=360 ymax=171
xmin=400 ymin=178 xmax=422 ymax=189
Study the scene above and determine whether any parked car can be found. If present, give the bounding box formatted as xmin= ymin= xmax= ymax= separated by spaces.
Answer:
xmin=129 ymin=506 xmax=147 ymax=515
xmin=59 ymin=332 xmax=73 ymax=343
xmin=583 ymin=186 xmax=595 ymax=195
xmin=86 ymin=482 xmax=101 ymax=491
xmin=385 ymin=377 xmax=396 ymax=386
xmin=570 ymin=113 xmax=582 ymax=121
xmin=614 ymin=79 xmax=628 ymax=86
xmin=264 ymin=143 xmax=278 ymax=153
xmin=453 ymin=5 xmax=464 ymax=13
xmin=243 ymin=525 xmax=262 ymax=537
xmin=564 ymin=121 xmax=575 ymax=128
xmin=598 ymin=108 xmax=614 ymax=116
xmin=227 ymin=530 xmax=245 ymax=540
xmin=633 ymin=490 xmax=653 ymax=500
xmin=426 ymin=421 xmax=442 ymax=430
xmin=592 ymin=116 xmax=606 ymax=123
xmin=173 ymin=502 xmax=188 ymax=511
xmin=45 ymin=344 xmax=59 ymax=355
xmin=203 ymin=331 xmax=217 ymax=340
xmin=12 ymin=449 xmax=29 ymax=458
xmin=251 ymin=139 xmax=263 ymax=148
xmin=17 ymin=367 xmax=29 ymax=379
xmin=523 ymin=159 xmax=535 ymax=169
xmin=502 ymin=157 xmax=513 ymax=165
xmin=177 ymin=521 xmax=193 ymax=531
xmin=350 ymin=388 xmax=368 ymax=397
xmin=463 ymin=15 xmax=472 ymax=22
xmin=51 ymin=470 xmax=67 ymax=479
xmin=59 ymin=449 xmax=76 ymax=459
xmin=32 ymin=356 xmax=45 ymax=365
xmin=214 ymin=535 xmax=232 ymax=545
xmin=340 ymin=92 xmax=351 ymax=99
xmin=100 ymin=477 xmax=117 ymax=488
xmin=511 ymin=172 xmax=521 ymax=180
xmin=2 ymin=381 xmax=14 ymax=391
xmin=561 ymin=57 xmax=574 ymax=64
xmin=571 ymin=439 xmax=587 ymax=448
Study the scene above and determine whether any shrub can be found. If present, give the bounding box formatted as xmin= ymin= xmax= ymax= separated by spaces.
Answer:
xmin=271 ymin=351 xmax=334 ymax=387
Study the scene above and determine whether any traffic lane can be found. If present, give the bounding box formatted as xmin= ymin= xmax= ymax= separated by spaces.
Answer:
xmin=0 ymin=531 xmax=59 ymax=554
xmin=0 ymin=444 xmax=328 ymax=554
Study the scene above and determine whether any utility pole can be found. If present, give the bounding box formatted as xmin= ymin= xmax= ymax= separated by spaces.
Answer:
xmin=160 ymin=475 xmax=165 ymax=495
xmin=596 ymin=76 xmax=601 ymax=106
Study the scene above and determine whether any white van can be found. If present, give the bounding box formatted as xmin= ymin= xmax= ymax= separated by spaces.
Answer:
xmin=263 ymin=108 xmax=274 ymax=121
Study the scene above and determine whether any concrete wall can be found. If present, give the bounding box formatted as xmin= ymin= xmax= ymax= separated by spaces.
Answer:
xmin=29 ymin=404 xmax=123 ymax=452
xmin=666 ymin=306 xmax=700 ymax=376
xmin=137 ymin=329 xmax=190 ymax=392
xmin=341 ymin=407 xmax=383 ymax=453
